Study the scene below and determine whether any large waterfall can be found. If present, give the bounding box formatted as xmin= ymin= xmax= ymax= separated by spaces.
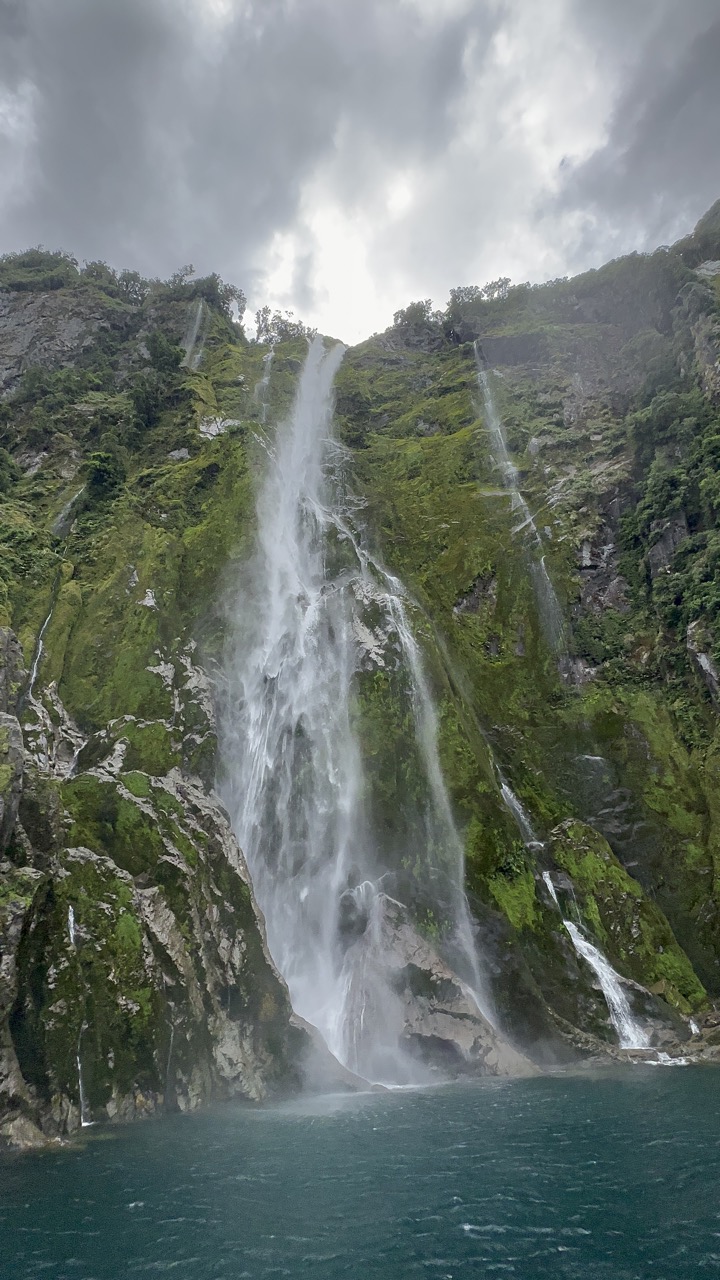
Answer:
xmin=220 ymin=337 xmax=487 ymax=1085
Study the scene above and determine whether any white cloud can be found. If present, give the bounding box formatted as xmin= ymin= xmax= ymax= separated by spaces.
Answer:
xmin=0 ymin=0 xmax=717 ymax=341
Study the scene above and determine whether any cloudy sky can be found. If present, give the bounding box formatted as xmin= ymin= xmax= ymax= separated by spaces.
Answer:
xmin=1 ymin=0 xmax=718 ymax=341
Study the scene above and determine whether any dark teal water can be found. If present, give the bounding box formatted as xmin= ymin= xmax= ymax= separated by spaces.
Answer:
xmin=2 ymin=1070 xmax=719 ymax=1278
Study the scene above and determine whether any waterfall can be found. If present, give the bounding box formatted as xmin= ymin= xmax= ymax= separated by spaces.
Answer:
xmin=181 ymin=299 xmax=207 ymax=370
xmin=220 ymin=337 xmax=488 ymax=1085
xmin=497 ymin=776 xmax=649 ymax=1049
xmin=76 ymin=1024 xmax=93 ymax=1128
xmin=474 ymin=346 xmax=565 ymax=652
xmin=540 ymin=870 xmax=649 ymax=1049
xmin=27 ymin=610 xmax=53 ymax=702
xmin=254 ymin=349 xmax=274 ymax=424
xmin=562 ymin=921 xmax=649 ymax=1050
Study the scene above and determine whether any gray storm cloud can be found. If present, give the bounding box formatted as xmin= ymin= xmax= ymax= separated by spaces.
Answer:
xmin=555 ymin=0 xmax=720 ymax=262
xmin=0 ymin=0 xmax=718 ymax=337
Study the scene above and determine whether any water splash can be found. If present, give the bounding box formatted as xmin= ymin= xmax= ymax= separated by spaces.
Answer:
xmin=220 ymin=337 xmax=488 ymax=1084
xmin=474 ymin=346 xmax=565 ymax=652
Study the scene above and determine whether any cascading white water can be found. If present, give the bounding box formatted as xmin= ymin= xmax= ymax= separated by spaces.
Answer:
xmin=181 ymin=299 xmax=207 ymax=370
xmin=474 ymin=347 xmax=565 ymax=652
xmin=497 ymin=778 xmax=649 ymax=1049
xmin=220 ymin=337 xmax=488 ymax=1085
xmin=540 ymin=869 xmax=648 ymax=1049
xmin=27 ymin=610 xmax=53 ymax=702
xmin=562 ymin=920 xmax=649 ymax=1050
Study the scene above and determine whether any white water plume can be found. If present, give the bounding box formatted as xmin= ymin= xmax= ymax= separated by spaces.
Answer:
xmin=474 ymin=346 xmax=564 ymax=653
xmin=220 ymin=337 xmax=488 ymax=1085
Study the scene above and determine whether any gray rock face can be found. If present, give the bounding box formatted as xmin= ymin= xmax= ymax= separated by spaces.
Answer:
xmin=0 ymin=863 xmax=45 ymax=1139
xmin=0 ymin=629 xmax=25 ymax=715
xmin=0 ymin=714 xmax=23 ymax=853
xmin=0 ymin=289 xmax=131 ymax=396
xmin=477 ymin=332 xmax=550 ymax=367
xmin=693 ymin=311 xmax=720 ymax=402
xmin=647 ymin=514 xmax=689 ymax=578
xmin=576 ymin=526 xmax=630 ymax=615
xmin=345 ymin=900 xmax=534 ymax=1079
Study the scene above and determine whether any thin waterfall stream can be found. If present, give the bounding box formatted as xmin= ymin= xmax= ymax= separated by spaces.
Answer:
xmin=498 ymin=779 xmax=649 ymax=1048
xmin=474 ymin=345 xmax=565 ymax=654
xmin=220 ymin=337 xmax=492 ymax=1085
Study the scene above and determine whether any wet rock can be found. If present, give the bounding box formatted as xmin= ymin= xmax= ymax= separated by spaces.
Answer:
xmin=18 ymin=765 xmax=63 ymax=859
xmin=349 ymin=901 xmax=534 ymax=1078
xmin=0 ymin=715 xmax=24 ymax=852
xmin=647 ymin=514 xmax=688 ymax=578
xmin=0 ymin=289 xmax=131 ymax=396
xmin=560 ymin=656 xmax=597 ymax=686
xmin=0 ymin=863 xmax=45 ymax=1133
xmin=5 ymin=772 xmax=309 ymax=1132
xmin=478 ymin=333 xmax=550 ymax=367
xmin=0 ymin=1112 xmax=52 ymax=1150
xmin=453 ymin=573 xmax=497 ymax=616
xmin=0 ymin=630 xmax=25 ymax=715
xmin=576 ymin=528 xmax=629 ymax=614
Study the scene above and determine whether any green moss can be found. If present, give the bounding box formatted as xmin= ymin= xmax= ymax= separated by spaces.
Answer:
xmin=488 ymin=868 xmax=537 ymax=931
xmin=550 ymin=820 xmax=705 ymax=1010
xmin=62 ymin=775 xmax=166 ymax=877
xmin=122 ymin=721 xmax=181 ymax=776
xmin=121 ymin=770 xmax=152 ymax=799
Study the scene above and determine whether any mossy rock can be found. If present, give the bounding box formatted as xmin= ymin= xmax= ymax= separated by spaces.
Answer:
xmin=549 ymin=819 xmax=705 ymax=1011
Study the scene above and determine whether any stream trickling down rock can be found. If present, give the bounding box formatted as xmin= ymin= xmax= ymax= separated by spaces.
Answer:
xmin=219 ymin=338 xmax=490 ymax=1085
xmin=474 ymin=344 xmax=565 ymax=654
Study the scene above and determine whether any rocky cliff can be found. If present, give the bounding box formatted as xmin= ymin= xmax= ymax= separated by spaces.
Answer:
xmin=1 ymin=207 xmax=720 ymax=1142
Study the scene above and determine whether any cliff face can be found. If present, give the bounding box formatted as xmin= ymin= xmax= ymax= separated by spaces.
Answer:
xmin=1 ymin=208 xmax=720 ymax=1140
xmin=334 ymin=199 xmax=720 ymax=1051
xmin=0 ymin=255 xmax=311 ymax=1146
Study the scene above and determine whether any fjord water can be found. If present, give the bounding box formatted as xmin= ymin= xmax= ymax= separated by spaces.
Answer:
xmin=220 ymin=337 xmax=485 ymax=1083
xmin=3 ymin=1071 xmax=719 ymax=1279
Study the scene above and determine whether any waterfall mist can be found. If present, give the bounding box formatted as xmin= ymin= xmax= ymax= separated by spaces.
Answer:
xmin=219 ymin=337 xmax=488 ymax=1085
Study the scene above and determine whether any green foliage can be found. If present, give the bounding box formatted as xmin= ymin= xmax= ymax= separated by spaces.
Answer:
xmin=254 ymin=306 xmax=315 ymax=343
xmin=87 ymin=451 xmax=127 ymax=499
xmin=0 ymin=247 xmax=80 ymax=292
xmin=0 ymin=446 xmax=19 ymax=495
xmin=147 ymin=331 xmax=184 ymax=374
xmin=572 ymin=610 xmax=629 ymax=664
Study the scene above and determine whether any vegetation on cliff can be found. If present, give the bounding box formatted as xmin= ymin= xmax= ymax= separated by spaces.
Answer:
xmin=1 ymin=203 xmax=720 ymax=1141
